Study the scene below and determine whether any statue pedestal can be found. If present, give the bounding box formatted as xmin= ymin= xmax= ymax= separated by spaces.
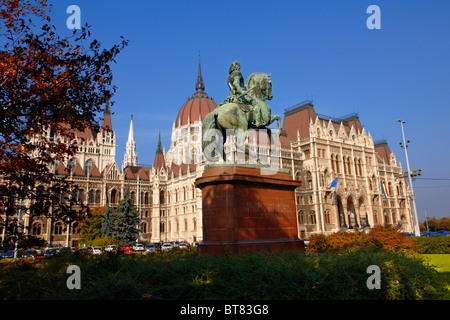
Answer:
xmin=195 ymin=165 xmax=305 ymax=254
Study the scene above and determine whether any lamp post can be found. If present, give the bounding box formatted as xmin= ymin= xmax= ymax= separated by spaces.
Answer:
xmin=397 ymin=120 xmax=420 ymax=236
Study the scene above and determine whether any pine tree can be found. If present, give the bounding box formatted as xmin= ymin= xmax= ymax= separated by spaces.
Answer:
xmin=101 ymin=204 xmax=115 ymax=238
xmin=113 ymin=187 xmax=139 ymax=245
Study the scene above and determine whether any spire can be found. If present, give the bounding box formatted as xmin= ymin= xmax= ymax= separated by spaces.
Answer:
xmin=127 ymin=114 xmax=135 ymax=142
xmin=195 ymin=52 xmax=205 ymax=93
xmin=156 ymin=131 xmax=163 ymax=154
xmin=101 ymin=99 xmax=112 ymax=131
xmin=122 ymin=114 xmax=138 ymax=169
xmin=153 ymin=130 xmax=165 ymax=173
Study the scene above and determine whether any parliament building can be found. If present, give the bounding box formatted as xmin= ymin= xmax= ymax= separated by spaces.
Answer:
xmin=2 ymin=61 xmax=415 ymax=247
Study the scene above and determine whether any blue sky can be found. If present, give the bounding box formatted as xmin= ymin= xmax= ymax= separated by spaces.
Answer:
xmin=49 ymin=0 xmax=450 ymax=220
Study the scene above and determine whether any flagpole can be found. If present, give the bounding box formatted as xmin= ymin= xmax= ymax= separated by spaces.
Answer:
xmin=398 ymin=120 xmax=420 ymax=236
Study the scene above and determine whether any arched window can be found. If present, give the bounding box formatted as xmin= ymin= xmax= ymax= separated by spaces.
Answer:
xmin=309 ymin=211 xmax=316 ymax=225
xmin=343 ymin=156 xmax=348 ymax=174
xmin=324 ymin=209 xmax=331 ymax=224
xmin=159 ymin=189 xmax=165 ymax=204
xmin=111 ymin=189 xmax=117 ymax=204
xmin=141 ymin=222 xmax=147 ymax=233
xmin=95 ymin=190 xmax=101 ymax=203
xmin=354 ymin=158 xmax=359 ymax=176
xmin=184 ymin=218 xmax=188 ymax=231
xmin=54 ymin=222 xmax=63 ymax=235
xmin=298 ymin=210 xmax=305 ymax=224
xmin=88 ymin=189 xmax=94 ymax=204
xmin=336 ymin=155 xmax=340 ymax=173
xmin=78 ymin=189 xmax=84 ymax=203
xmin=32 ymin=222 xmax=42 ymax=235
xmin=307 ymin=171 xmax=312 ymax=189
xmin=193 ymin=218 xmax=197 ymax=231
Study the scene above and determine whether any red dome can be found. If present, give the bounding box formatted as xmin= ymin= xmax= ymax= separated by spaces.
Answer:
xmin=176 ymin=92 xmax=217 ymax=128
xmin=175 ymin=58 xmax=217 ymax=128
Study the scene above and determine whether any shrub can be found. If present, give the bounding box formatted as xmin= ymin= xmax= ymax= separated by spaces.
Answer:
xmin=0 ymin=250 xmax=446 ymax=300
xmin=91 ymin=236 xmax=119 ymax=248
xmin=307 ymin=226 xmax=417 ymax=254
xmin=411 ymin=236 xmax=450 ymax=254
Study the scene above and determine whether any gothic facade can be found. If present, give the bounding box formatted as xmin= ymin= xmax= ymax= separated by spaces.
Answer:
xmin=2 ymin=62 xmax=415 ymax=247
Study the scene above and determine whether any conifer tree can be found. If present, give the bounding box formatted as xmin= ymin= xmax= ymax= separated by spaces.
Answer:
xmin=101 ymin=204 xmax=115 ymax=238
xmin=113 ymin=187 xmax=139 ymax=245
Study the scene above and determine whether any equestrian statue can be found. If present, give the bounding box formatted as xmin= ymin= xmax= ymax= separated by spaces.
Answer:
xmin=202 ymin=61 xmax=282 ymax=163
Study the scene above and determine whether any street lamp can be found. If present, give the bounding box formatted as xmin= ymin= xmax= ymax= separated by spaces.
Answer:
xmin=397 ymin=120 xmax=420 ymax=236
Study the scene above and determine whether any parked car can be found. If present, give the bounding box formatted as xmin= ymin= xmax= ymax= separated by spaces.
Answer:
xmin=133 ymin=243 xmax=144 ymax=251
xmin=122 ymin=245 xmax=132 ymax=252
xmin=33 ymin=247 xmax=43 ymax=255
xmin=173 ymin=241 xmax=180 ymax=248
xmin=145 ymin=244 xmax=156 ymax=252
xmin=59 ymin=247 xmax=71 ymax=254
xmin=79 ymin=246 xmax=92 ymax=254
xmin=161 ymin=243 xmax=173 ymax=251
xmin=179 ymin=243 xmax=188 ymax=249
xmin=2 ymin=251 xmax=15 ymax=259
xmin=105 ymin=245 xmax=117 ymax=253
xmin=22 ymin=250 xmax=36 ymax=258
xmin=44 ymin=249 xmax=56 ymax=257
xmin=92 ymin=247 xmax=103 ymax=255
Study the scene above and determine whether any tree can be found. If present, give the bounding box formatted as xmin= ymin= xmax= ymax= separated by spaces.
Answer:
xmin=78 ymin=206 xmax=105 ymax=245
xmin=113 ymin=187 xmax=139 ymax=245
xmin=0 ymin=0 xmax=128 ymax=240
xmin=101 ymin=204 xmax=115 ymax=238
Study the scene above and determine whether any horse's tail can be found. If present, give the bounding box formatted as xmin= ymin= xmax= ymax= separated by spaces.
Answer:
xmin=202 ymin=110 xmax=217 ymax=152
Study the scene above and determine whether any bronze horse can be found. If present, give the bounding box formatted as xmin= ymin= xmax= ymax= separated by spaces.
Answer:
xmin=202 ymin=72 xmax=281 ymax=162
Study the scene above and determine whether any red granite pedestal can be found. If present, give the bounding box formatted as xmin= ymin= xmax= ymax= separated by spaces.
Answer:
xmin=195 ymin=165 xmax=305 ymax=254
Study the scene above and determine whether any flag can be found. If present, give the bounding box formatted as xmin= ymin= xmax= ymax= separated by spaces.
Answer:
xmin=381 ymin=182 xmax=390 ymax=198
xmin=329 ymin=177 xmax=339 ymax=188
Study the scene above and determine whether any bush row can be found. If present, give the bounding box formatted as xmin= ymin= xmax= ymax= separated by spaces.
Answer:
xmin=306 ymin=226 xmax=450 ymax=255
xmin=306 ymin=226 xmax=417 ymax=254
xmin=0 ymin=248 xmax=446 ymax=300
xmin=411 ymin=236 xmax=450 ymax=254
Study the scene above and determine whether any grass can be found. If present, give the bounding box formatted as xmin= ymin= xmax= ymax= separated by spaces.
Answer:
xmin=0 ymin=249 xmax=447 ymax=300
xmin=421 ymin=254 xmax=450 ymax=300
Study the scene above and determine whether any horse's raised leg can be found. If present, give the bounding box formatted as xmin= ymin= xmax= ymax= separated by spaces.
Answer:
xmin=271 ymin=115 xmax=282 ymax=132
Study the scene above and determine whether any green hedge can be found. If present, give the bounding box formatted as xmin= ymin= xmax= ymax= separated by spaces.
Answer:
xmin=0 ymin=249 xmax=446 ymax=300
xmin=411 ymin=236 xmax=450 ymax=254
